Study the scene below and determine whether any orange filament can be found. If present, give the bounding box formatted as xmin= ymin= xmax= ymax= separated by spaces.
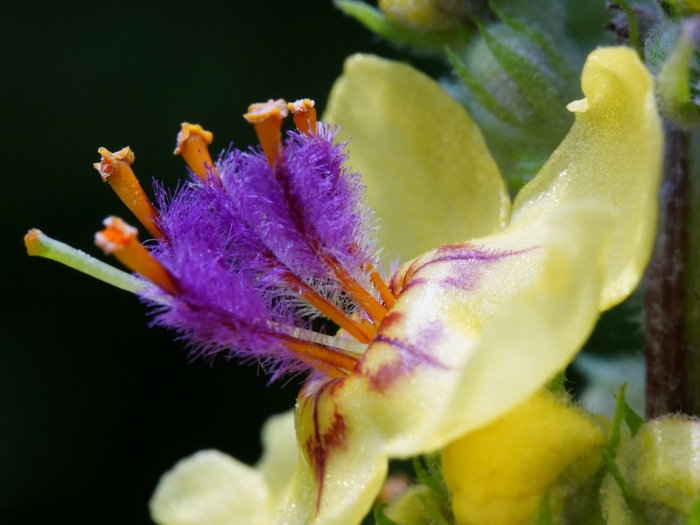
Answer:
xmin=362 ymin=261 xmax=396 ymax=309
xmin=243 ymin=99 xmax=288 ymax=167
xmin=324 ymin=255 xmax=388 ymax=324
xmin=285 ymin=339 xmax=357 ymax=378
xmin=95 ymin=216 xmax=178 ymax=296
xmin=174 ymin=123 xmax=219 ymax=182
xmin=284 ymin=273 xmax=373 ymax=344
xmin=288 ymin=99 xmax=317 ymax=136
xmin=369 ymin=270 xmax=396 ymax=309
xmin=94 ymin=147 xmax=164 ymax=240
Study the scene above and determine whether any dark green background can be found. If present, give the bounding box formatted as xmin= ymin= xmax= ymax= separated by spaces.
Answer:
xmin=1 ymin=2 xmax=613 ymax=524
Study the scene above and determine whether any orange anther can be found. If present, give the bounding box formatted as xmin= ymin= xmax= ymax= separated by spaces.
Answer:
xmin=95 ymin=217 xmax=178 ymax=296
xmin=288 ymin=99 xmax=317 ymax=136
xmin=24 ymin=229 xmax=43 ymax=256
xmin=174 ymin=123 xmax=219 ymax=182
xmin=243 ymin=99 xmax=288 ymax=167
xmin=94 ymin=147 xmax=164 ymax=239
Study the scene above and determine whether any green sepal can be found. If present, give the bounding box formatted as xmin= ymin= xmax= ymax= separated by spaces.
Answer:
xmin=476 ymin=19 xmax=571 ymax=134
xmin=602 ymin=383 xmax=640 ymax=512
xmin=413 ymin=455 xmax=449 ymax=503
xmin=613 ymin=0 xmax=644 ymax=59
xmin=547 ymin=368 xmax=566 ymax=393
xmin=421 ymin=495 xmax=452 ymax=525
xmin=488 ymin=1 xmax=577 ymax=87
xmin=658 ymin=17 xmax=700 ymax=129
xmin=335 ymin=1 xmax=469 ymax=53
xmin=374 ymin=503 xmax=402 ymax=525
xmin=446 ymin=46 xmax=524 ymax=127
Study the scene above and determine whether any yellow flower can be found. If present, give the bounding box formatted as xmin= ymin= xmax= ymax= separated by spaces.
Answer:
xmin=279 ymin=47 xmax=661 ymax=525
xmin=142 ymin=46 xmax=660 ymax=525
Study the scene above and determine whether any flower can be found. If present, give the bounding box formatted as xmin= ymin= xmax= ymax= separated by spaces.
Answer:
xmin=279 ymin=47 xmax=661 ymax=524
xmin=25 ymin=45 xmax=661 ymax=525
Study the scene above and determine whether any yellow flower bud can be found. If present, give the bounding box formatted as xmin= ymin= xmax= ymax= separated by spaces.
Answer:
xmin=378 ymin=0 xmax=468 ymax=32
xmin=633 ymin=416 xmax=700 ymax=520
xmin=442 ymin=390 xmax=607 ymax=525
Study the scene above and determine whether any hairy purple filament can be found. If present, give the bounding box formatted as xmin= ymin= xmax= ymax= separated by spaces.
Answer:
xmin=145 ymin=124 xmax=381 ymax=380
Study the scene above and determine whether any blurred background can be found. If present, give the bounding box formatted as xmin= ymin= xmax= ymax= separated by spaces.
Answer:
xmin=1 ymin=1 xmax=625 ymax=524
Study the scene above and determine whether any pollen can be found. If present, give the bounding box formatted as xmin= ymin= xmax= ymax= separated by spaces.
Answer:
xmin=95 ymin=217 xmax=178 ymax=296
xmin=288 ymin=99 xmax=317 ymax=136
xmin=95 ymin=216 xmax=138 ymax=254
xmin=174 ymin=123 xmax=219 ymax=182
xmin=94 ymin=147 xmax=164 ymax=240
xmin=244 ymin=99 xmax=288 ymax=167
xmin=24 ymin=229 xmax=44 ymax=257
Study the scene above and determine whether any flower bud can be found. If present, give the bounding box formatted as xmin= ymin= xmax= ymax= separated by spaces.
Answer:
xmin=442 ymin=390 xmax=608 ymax=525
xmin=378 ymin=0 xmax=481 ymax=32
xmin=381 ymin=484 xmax=450 ymax=524
xmin=602 ymin=415 xmax=700 ymax=524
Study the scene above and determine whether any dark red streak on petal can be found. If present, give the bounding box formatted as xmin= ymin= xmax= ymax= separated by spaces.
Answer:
xmin=362 ymin=322 xmax=447 ymax=392
xmin=304 ymin=382 xmax=348 ymax=515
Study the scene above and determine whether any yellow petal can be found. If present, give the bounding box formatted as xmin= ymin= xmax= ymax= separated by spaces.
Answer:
xmin=150 ymin=450 xmax=273 ymax=525
xmin=256 ymin=410 xmax=298 ymax=512
xmin=442 ymin=390 xmax=607 ymax=525
xmin=324 ymin=54 xmax=510 ymax=263
xmin=511 ymin=47 xmax=662 ymax=310
xmin=287 ymin=201 xmax=616 ymax=524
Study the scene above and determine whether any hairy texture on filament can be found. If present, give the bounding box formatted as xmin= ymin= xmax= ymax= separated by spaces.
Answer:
xmin=283 ymin=125 xmax=379 ymax=291
xmin=137 ymin=127 xmax=378 ymax=380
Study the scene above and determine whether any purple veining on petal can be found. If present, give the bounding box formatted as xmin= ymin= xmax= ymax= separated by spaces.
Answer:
xmin=360 ymin=316 xmax=447 ymax=392
xmin=393 ymin=243 xmax=537 ymax=297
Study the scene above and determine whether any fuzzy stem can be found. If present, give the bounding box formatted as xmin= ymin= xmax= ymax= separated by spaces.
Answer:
xmin=683 ymin=133 xmax=700 ymax=415
xmin=645 ymin=124 xmax=690 ymax=417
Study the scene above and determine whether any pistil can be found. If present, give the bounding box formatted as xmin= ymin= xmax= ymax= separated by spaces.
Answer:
xmin=244 ymin=99 xmax=288 ymax=167
xmin=288 ymin=99 xmax=317 ymax=136
xmin=174 ymin=123 xmax=219 ymax=182
xmin=94 ymin=147 xmax=164 ymax=240
xmin=95 ymin=217 xmax=178 ymax=296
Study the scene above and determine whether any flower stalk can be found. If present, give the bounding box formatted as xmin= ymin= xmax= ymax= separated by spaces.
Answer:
xmin=645 ymin=123 xmax=691 ymax=417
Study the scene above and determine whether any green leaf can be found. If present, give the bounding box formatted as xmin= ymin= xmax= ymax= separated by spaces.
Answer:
xmin=607 ymin=383 xmax=628 ymax=457
xmin=533 ymin=494 xmax=555 ymax=525
xmin=603 ymin=383 xmax=640 ymax=512
xmin=623 ymin=400 xmax=644 ymax=437
xmin=421 ymin=496 xmax=452 ymax=525
xmin=687 ymin=490 xmax=700 ymax=525
xmin=335 ymin=1 xmax=466 ymax=52
xmin=446 ymin=46 xmax=524 ymax=127
xmin=374 ymin=503 xmax=402 ymax=525
xmin=547 ymin=368 xmax=566 ymax=393
xmin=613 ymin=0 xmax=644 ymax=60
xmin=413 ymin=456 xmax=449 ymax=502
xmin=602 ymin=450 xmax=637 ymax=511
